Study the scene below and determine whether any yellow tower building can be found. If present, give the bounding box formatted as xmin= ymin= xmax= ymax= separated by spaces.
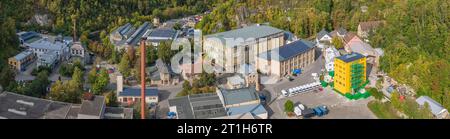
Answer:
xmin=333 ymin=52 xmax=367 ymax=94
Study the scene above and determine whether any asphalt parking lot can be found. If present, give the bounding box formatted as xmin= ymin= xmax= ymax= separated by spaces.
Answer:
xmin=263 ymin=48 xmax=377 ymax=119
xmin=276 ymin=87 xmax=377 ymax=119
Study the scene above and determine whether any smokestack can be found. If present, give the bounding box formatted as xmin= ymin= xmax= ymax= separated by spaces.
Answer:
xmin=140 ymin=38 xmax=147 ymax=119
xmin=117 ymin=75 xmax=123 ymax=95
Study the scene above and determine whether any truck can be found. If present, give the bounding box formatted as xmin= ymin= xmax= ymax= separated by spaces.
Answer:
xmin=294 ymin=104 xmax=306 ymax=117
xmin=313 ymin=105 xmax=329 ymax=117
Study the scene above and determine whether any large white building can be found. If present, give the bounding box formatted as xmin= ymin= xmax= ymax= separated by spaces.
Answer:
xmin=203 ymin=24 xmax=286 ymax=73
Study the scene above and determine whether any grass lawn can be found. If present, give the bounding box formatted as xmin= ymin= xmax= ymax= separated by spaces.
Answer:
xmin=367 ymin=100 xmax=402 ymax=119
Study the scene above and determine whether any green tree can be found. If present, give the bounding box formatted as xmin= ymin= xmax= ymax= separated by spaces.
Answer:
xmin=332 ymin=36 xmax=343 ymax=49
xmin=0 ymin=67 xmax=15 ymax=89
xmin=119 ymin=54 xmax=131 ymax=77
xmin=87 ymin=68 xmax=97 ymax=84
xmin=367 ymin=88 xmax=383 ymax=100
xmin=284 ymin=100 xmax=295 ymax=113
xmin=92 ymin=69 xmax=109 ymax=95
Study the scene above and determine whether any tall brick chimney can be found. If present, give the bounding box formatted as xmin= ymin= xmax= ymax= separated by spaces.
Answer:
xmin=140 ymin=38 xmax=147 ymax=119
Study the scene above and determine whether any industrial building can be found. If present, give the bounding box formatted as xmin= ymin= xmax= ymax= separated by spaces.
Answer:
xmin=0 ymin=92 xmax=133 ymax=119
xmin=203 ymin=24 xmax=285 ymax=73
xmin=168 ymin=93 xmax=228 ymax=119
xmin=8 ymin=50 xmax=36 ymax=72
xmin=145 ymin=28 xmax=179 ymax=46
xmin=333 ymin=52 xmax=367 ymax=94
xmin=116 ymin=75 xmax=159 ymax=105
xmin=257 ymin=40 xmax=315 ymax=78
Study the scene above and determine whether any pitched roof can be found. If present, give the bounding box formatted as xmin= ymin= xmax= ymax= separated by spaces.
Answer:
xmin=336 ymin=52 xmax=365 ymax=63
xmin=338 ymin=27 xmax=348 ymax=35
xmin=205 ymin=25 xmax=284 ymax=40
xmin=343 ymin=32 xmax=358 ymax=44
xmin=258 ymin=40 xmax=314 ymax=61
xmin=359 ymin=21 xmax=384 ymax=32
xmin=416 ymin=96 xmax=448 ymax=116
xmin=317 ymin=29 xmax=330 ymax=39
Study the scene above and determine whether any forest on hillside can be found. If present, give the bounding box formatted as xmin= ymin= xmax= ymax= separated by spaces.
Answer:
xmin=197 ymin=0 xmax=450 ymax=109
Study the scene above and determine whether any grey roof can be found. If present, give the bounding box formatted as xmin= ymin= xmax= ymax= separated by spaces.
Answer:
xmin=19 ymin=31 xmax=39 ymax=42
xmin=336 ymin=52 xmax=365 ymax=63
xmin=78 ymin=96 xmax=105 ymax=117
xmin=13 ymin=50 xmax=33 ymax=61
xmin=28 ymin=38 xmax=68 ymax=51
xmin=126 ymin=22 xmax=151 ymax=46
xmin=338 ymin=27 xmax=348 ymax=35
xmin=168 ymin=93 xmax=227 ymax=119
xmin=227 ymin=104 xmax=267 ymax=116
xmin=0 ymin=92 xmax=70 ymax=119
xmin=219 ymin=86 xmax=259 ymax=106
xmin=104 ymin=107 xmax=133 ymax=119
xmin=147 ymin=29 xmax=178 ymax=41
xmin=117 ymin=23 xmax=133 ymax=35
xmin=205 ymin=25 xmax=284 ymax=40
xmin=416 ymin=96 xmax=447 ymax=116
xmin=120 ymin=87 xmax=158 ymax=97
xmin=258 ymin=40 xmax=314 ymax=61
xmin=156 ymin=59 xmax=169 ymax=74
xmin=0 ymin=92 xmax=133 ymax=119
xmin=317 ymin=29 xmax=330 ymax=39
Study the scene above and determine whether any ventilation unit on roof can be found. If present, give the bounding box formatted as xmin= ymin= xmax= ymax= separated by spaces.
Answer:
xmin=8 ymin=109 xmax=27 ymax=116
xmin=16 ymin=100 xmax=35 ymax=106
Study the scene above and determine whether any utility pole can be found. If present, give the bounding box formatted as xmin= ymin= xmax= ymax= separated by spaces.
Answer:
xmin=140 ymin=38 xmax=147 ymax=119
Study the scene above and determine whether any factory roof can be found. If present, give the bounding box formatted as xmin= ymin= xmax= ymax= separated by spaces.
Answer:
xmin=227 ymin=104 xmax=267 ymax=117
xmin=416 ymin=96 xmax=448 ymax=116
xmin=205 ymin=25 xmax=284 ymax=40
xmin=78 ymin=96 xmax=105 ymax=117
xmin=219 ymin=86 xmax=259 ymax=106
xmin=28 ymin=38 xmax=68 ymax=51
xmin=168 ymin=93 xmax=227 ymax=119
xmin=258 ymin=40 xmax=314 ymax=61
xmin=120 ymin=87 xmax=158 ymax=97
xmin=147 ymin=29 xmax=178 ymax=42
xmin=0 ymin=92 xmax=132 ymax=119
xmin=12 ymin=50 xmax=34 ymax=61
xmin=126 ymin=22 xmax=151 ymax=46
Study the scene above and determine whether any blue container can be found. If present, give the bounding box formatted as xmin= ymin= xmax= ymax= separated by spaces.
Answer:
xmin=313 ymin=107 xmax=324 ymax=116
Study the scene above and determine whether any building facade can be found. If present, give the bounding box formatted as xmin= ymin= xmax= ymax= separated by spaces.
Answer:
xmin=257 ymin=40 xmax=315 ymax=77
xmin=334 ymin=53 xmax=367 ymax=94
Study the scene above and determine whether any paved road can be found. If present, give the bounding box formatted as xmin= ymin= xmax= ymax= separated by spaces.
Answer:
xmin=155 ymin=82 xmax=184 ymax=119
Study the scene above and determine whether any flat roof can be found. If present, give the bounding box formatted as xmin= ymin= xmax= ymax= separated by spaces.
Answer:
xmin=78 ymin=96 xmax=105 ymax=117
xmin=28 ymin=38 xmax=67 ymax=51
xmin=12 ymin=50 xmax=33 ymax=61
xmin=104 ymin=107 xmax=133 ymax=119
xmin=416 ymin=96 xmax=447 ymax=116
xmin=0 ymin=92 xmax=70 ymax=119
xmin=258 ymin=40 xmax=314 ymax=61
xmin=126 ymin=22 xmax=151 ymax=46
xmin=205 ymin=25 xmax=284 ymax=40
xmin=336 ymin=52 xmax=365 ymax=63
xmin=219 ymin=86 xmax=259 ymax=106
xmin=168 ymin=93 xmax=227 ymax=119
